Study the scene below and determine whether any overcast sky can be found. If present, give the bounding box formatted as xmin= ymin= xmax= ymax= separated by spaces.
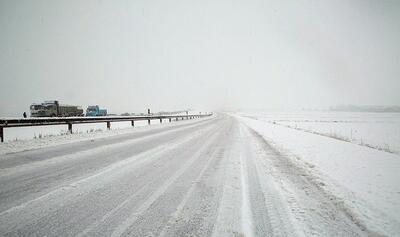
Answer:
xmin=0 ymin=0 xmax=399 ymax=116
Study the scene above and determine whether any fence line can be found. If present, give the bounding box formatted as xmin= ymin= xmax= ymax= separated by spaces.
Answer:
xmin=0 ymin=113 xmax=212 ymax=142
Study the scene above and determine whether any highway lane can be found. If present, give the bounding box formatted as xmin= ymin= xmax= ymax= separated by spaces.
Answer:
xmin=0 ymin=114 xmax=367 ymax=236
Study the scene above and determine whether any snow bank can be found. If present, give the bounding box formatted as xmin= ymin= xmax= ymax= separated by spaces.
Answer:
xmin=236 ymin=114 xmax=400 ymax=236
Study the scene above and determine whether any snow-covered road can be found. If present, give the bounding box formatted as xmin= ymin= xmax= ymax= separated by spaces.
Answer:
xmin=0 ymin=114 xmax=372 ymax=236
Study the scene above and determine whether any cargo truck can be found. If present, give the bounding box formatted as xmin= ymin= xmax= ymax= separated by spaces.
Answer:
xmin=86 ymin=105 xmax=107 ymax=116
xmin=30 ymin=101 xmax=84 ymax=117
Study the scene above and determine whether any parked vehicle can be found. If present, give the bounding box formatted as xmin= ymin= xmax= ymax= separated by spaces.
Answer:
xmin=30 ymin=101 xmax=84 ymax=117
xmin=86 ymin=105 xmax=107 ymax=116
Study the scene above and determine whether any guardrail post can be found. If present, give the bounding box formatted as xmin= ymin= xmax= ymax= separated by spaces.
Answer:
xmin=131 ymin=120 xmax=134 ymax=127
xmin=160 ymin=118 xmax=162 ymax=123
xmin=107 ymin=121 xmax=111 ymax=130
xmin=0 ymin=127 xmax=3 ymax=143
xmin=176 ymin=117 xmax=178 ymax=121
xmin=169 ymin=118 xmax=171 ymax=122
xmin=148 ymin=119 xmax=150 ymax=125
xmin=68 ymin=123 xmax=73 ymax=134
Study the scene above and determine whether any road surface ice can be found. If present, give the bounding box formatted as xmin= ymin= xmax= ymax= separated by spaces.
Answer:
xmin=0 ymin=114 xmax=392 ymax=236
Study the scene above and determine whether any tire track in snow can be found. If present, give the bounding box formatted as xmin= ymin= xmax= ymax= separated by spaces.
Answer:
xmin=240 ymin=122 xmax=369 ymax=236
xmin=156 ymin=137 xmax=224 ymax=237
xmin=0 ymin=117 xmax=219 ymax=177
xmin=0 ymin=123 xmax=219 ymax=224
xmin=110 ymin=125 xmax=225 ymax=237
xmin=239 ymin=152 xmax=254 ymax=237
xmin=242 ymin=124 xmax=297 ymax=237
xmin=152 ymin=119 xmax=234 ymax=237
xmin=0 ymin=118 xmax=221 ymax=214
xmin=211 ymin=121 xmax=256 ymax=237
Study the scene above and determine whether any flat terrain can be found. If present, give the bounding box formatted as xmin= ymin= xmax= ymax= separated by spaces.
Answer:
xmin=0 ymin=115 xmax=379 ymax=236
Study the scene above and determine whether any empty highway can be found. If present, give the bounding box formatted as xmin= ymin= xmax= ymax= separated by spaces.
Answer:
xmin=0 ymin=114 xmax=368 ymax=236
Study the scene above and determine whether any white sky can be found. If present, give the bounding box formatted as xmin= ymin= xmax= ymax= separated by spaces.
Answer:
xmin=1 ymin=0 xmax=399 ymax=116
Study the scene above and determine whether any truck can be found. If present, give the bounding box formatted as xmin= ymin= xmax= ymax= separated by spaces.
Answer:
xmin=30 ymin=100 xmax=84 ymax=117
xmin=86 ymin=105 xmax=107 ymax=116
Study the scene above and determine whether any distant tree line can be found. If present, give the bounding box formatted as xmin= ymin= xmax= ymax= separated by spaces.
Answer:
xmin=330 ymin=105 xmax=400 ymax=113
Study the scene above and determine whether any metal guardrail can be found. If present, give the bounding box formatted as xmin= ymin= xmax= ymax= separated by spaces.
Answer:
xmin=0 ymin=113 xmax=213 ymax=142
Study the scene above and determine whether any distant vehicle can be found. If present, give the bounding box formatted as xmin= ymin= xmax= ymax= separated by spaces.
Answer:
xmin=30 ymin=100 xmax=84 ymax=117
xmin=86 ymin=105 xmax=107 ymax=116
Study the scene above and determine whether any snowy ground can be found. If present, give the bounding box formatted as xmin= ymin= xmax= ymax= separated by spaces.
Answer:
xmin=238 ymin=111 xmax=400 ymax=154
xmin=0 ymin=113 xmax=398 ymax=236
xmin=235 ymin=111 xmax=400 ymax=236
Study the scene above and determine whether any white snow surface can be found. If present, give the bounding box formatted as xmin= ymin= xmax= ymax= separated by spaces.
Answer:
xmin=235 ymin=113 xmax=400 ymax=236
xmin=239 ymin=111 xmax=400 ymax=154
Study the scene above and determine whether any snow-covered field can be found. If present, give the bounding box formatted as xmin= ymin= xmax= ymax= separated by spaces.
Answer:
xmin=235 ymin=111 xmax=400 ymax=236
xmin=239 ymin=111 xmax=400 ymax=154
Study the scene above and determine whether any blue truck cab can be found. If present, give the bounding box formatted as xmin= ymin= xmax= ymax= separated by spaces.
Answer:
xmin=86 ymin=105 xmax=107 ymax=116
